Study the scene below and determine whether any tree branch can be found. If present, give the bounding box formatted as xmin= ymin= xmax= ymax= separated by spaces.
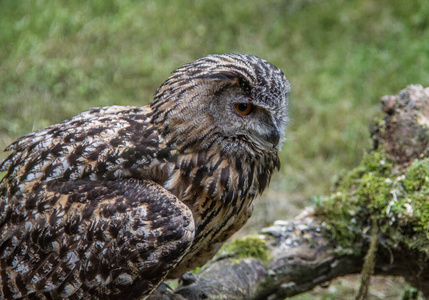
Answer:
xmin=173 ymin=211 xmax=365 ymax=300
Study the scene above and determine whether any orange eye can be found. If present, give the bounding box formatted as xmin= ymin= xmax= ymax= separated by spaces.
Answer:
xmin=234 ymin=103 xmax=253 ymax=115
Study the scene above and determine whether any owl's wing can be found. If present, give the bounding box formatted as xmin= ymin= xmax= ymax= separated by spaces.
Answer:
xmin=0 ymin=178 xmax=195 ymax=299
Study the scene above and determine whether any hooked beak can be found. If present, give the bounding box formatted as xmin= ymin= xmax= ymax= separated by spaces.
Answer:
xmin=245 ymin=116 xmax=281 ymax=150
xmin=265 ymin=119 xmax=280 ymax=148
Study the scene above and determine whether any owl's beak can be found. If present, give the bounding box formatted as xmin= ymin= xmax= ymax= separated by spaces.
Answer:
xmin=241 ymin=116 xmax=281 ymax=150
xmin=265 ymin=118 xmax=280 ymax=148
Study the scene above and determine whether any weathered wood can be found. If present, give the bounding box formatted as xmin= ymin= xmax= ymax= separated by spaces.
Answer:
xmin=172 ymin=212 xmax=363 ymax=300
xmin=155 ymin=85 xmax=429 ymax=299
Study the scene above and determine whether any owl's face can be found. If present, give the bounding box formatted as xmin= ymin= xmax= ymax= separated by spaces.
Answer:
xmin=151 ymin=54 xmax=290 ymax=154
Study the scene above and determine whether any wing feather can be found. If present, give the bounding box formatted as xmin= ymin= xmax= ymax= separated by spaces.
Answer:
xmin=0 ymin=178 xmax=194 ymax=299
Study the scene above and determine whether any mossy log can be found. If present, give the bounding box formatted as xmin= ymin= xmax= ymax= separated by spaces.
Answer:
xmin=154 ymin=85 xmax=429 ymax=299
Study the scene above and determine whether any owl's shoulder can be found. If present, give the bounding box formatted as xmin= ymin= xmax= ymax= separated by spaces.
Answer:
xmin=0 ymin=105 xmax=161 ymax=189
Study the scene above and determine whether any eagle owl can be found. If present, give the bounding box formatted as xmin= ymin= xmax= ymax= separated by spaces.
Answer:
xmin=0 ymin=54 xmax=289 ymax=299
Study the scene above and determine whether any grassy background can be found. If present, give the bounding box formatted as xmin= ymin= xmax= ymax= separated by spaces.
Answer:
xmin=1 ymin=0 xmax=428 ymax=298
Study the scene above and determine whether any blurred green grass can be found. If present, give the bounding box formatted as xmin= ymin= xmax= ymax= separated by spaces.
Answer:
xmin=1 ymin=0 xmax=428 ymax=298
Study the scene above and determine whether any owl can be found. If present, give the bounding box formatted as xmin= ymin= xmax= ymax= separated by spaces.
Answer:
xmin=0 ymin=54 xmax=290 ymax=299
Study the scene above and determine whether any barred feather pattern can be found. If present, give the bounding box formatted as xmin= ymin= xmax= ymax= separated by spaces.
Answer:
xmin=0 ymin=54 xmax=290 ymax=298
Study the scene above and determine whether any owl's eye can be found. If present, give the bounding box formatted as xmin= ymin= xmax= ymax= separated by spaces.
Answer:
xmin=234 ymin=103 xmax=253 ymax=115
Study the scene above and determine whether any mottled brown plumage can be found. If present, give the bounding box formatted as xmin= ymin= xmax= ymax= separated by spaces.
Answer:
xmin=0 ymin=54 xmax=290 ymax=299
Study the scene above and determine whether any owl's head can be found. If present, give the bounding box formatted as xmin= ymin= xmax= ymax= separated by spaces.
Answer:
xmin=151 ymin=54 xmax=290 ymax=155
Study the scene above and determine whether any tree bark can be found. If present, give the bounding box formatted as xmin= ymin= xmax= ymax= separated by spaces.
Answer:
xmin=154 ymin=85 xmax=429 ymax=299
xmin=175 ymin=211 xmax=365 ymax=300
xmin=172 ymin=211 xmax=428 ymax=299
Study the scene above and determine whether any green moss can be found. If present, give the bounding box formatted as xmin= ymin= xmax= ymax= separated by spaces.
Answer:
xmin=373 ymin=119 xmax=387 ymax=137
xmin=190 ymin=267 xmax=202 ymax=275
xmin=216 ymin=235 xmax=271 ymax=265
xmin=402 ymin=158 xmax=429 ymax=192
xmin=320 ymin=151 xmax=429 ymax=255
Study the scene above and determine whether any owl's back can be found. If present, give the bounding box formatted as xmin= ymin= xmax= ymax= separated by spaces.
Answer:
xmin=0 ymin=105 xmax=161 ymax=195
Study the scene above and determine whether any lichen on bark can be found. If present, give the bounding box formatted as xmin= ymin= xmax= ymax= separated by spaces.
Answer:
xmin=319 ymin=85 xmax=429 ymax=258
xmin=320 ymin=151 xmax=429 ymax=255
